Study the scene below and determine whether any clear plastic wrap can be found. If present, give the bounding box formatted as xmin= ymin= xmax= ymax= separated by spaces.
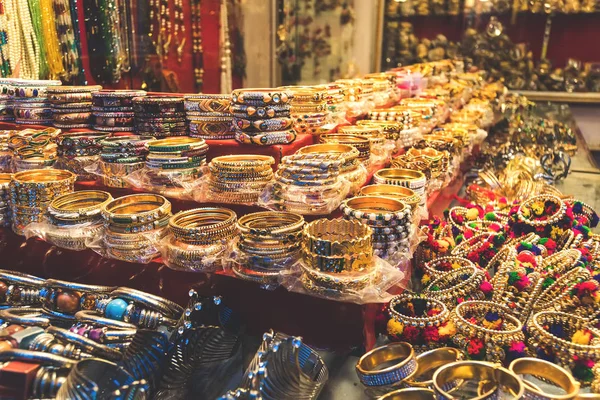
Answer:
xmin=159 ymin=233 xmax=233 ymax=272
xmin=397 ymin=127 xmax=423 ymax=149
xmin=24 ymin=220 xmax=103 ymax=251
xmin=258 ymin=178 xmax=352 ymax=215
xmin=368 ymin=139 xmax=396 ymax=173
xmin=86 ymin=226 xmax=167 ymax=264
xmin=279 ymin=256 xmax=408 ymax=304
xmin=54 ymin=156 xmax=100 ymax=182
xmin=84 ymin=160 xmax=145 ymax=189
xmin=124 ymin=165 xmax=206 ymax=200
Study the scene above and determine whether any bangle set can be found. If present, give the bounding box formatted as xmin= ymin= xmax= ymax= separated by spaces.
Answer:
xmin=208 ymin=155 xmax=275 ymax=204
xmin=99 ymin=136 xmax=155 ymax=188
xmin=273 ymin=144 xmax=363 ymax=214
xmin=133 ymin=96 xmax=186 ymax=137
xmin=0 ymin=173 xmax=11 ymax=227
xmin=423 ymin=265 xmax=488 ymax=306
xmin=144 ymin=137 xmax=208 ymax=187
xmin=320 ymin=134 xmax=371 ymax=163
xmin=341 ymin=195 xmax=412 ymax=260
xmin=185 ymin=94 xmax=234 ymax=140
xmin=102 ymin=194 xmax=172 ymax=263
xmin=359 ymin=184 xmax=421 ymax=216
xmin=283 ymin=86 xmax=330 ymax=135
xmin=231 ymin=88 xmax=295 ymax=146
xmin=9 ymin=169 xmax=76 ymax=235
xmin=374 ymin=168 xmax=427 ymax=206
xmin=166 ymin=207 xmax=238 ymax=271
xmin=92 ymin=90 xmax=147 ymax=131
xmin=49 ymin=86 xmax=102 ymax=129
xmin=233 ymin=211 xmax=304 ymax=284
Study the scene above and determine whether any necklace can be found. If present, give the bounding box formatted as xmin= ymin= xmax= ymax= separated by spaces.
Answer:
xmin=27 ymin=0 xmax=47 ymax=78
xmin=191 ymin=0 xmax=203 ymax=90
xmin=173 ymin=0 xmax=185 ymax=63
xmin=40 ymin=0 xmax=65 ymax=79
xmin=5 ymin=0 xmax=20 ymax=78
xmin=17 ymin=0 xmax=41 ymax=78
xmin=219 ymin=0 xmax=232 ymax=93
xmin=53 ymin=0 xmax=80 ymax=81
xmin=0 ymin=0 xmax=11 ymax=77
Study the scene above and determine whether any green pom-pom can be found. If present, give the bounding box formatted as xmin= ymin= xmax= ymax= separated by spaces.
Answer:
xmin=508 ymin=271 xmax=520 ymax=285
xmin=484 ymin=212 xmax=497 ymax=221
xmin=542 ymin=277 xmax=555 ymax=289
xmin=582 ymin=226 xmax=591 ymax=235
xmin=430 ymin=285 xmax=440 ymax=291
xmin=520 ymin=242 xmax=533 ymax=250
xmin=538 ymin=237 xmax=549 ymax=245
xmin=572 ymin=364 xmax=595 ymax=383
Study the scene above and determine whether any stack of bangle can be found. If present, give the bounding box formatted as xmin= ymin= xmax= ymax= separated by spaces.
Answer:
xmin=233 ymin=211 xmax=305 ymax=284
xmin=302 ymin=220 xmax=372 ymax=268
xmin=99 ymin=136 xmax=155 ymax=188
xmin=335 ymin=79 xmax=364 ymax=103
xmin=185 ymin=94 xmax=234 ymax=140
xmin=145 ymin=137 xmax=208 ymax=187
xmin=282 ymin=86 xmax=329 ymax=135
xmin=231 ymin=88 xmax=296 ymax=146
xmin=367 ymin=109 xmax=414 ymax=130
xmin=392 ymin=147 xmax=447 ymax=180
xmin=364 ymin=73 xmax=396 ymax=106
xmin=45 ymin=190 xmax=113 ymax=251
xmin=48 ymin=85 xmax=102 ymax=128
xmin=102 ymin=194 xmax=172 ymax=263
xmin=322 ymin=83 xmax=345 ymax=113
xmin=92 ymin=90 xmax=147 ymax=132
xmin=319 ymin=134 xmax=371 ymax=163
xmin=9 ymin=79 xmax=62 ymax=125
xmin=133 ymin=96 xmax=186 ymax=137
xmin=338 ymin=125 xmax=387 ymax=153
xmin=0 ymin=132 xmax=9 ymax=172
xmin=341 ymin=195 xmax=412 ymax=260
xmin=0 ymin=173 xmax=11 ymax=227
xmin=356 ymin=120 xmax=402 ymax=141
xmin=374 ymin=169 xmax=427 ymax=206
xmin=359 ymin=184 xmax=421 ymax=217
xmin=9 ymin=169 xmax=76 ymax=235
xmin=53 ymin=132 xmax=108 ymax=181
xmin=8 ymin=128 xmax=60 ymax=171
xmin=273 ymin=144 xmax=364 ymax=214
xmin=0 ymin=85 xmax=12 ymax=121
xmin=208 ymin=155 xmax=275 ymax=204
xmin=166 ymin=207 xmax=238 ymax=272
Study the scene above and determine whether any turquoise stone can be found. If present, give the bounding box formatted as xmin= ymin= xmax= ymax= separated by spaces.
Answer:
xmin=105 ymin=298 xmax=128 ymax=320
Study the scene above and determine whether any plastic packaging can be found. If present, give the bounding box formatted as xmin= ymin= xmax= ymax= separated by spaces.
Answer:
xmin=24 ymin=220 xmax=103 ymax=251
xmin=87 ymin=226 xmax=167 ymax=264
xmin=54 ymin=156 xmax=100 ymax=182
xmin=160 ymin=233 xmax=232 ymax=272
xmin=84 ymin=160 xmax=145 ymax=189
xmin=279 ymin=256 xmax=408 ymax=304
xmin=124 ymin=165 xmax=206 ymax=200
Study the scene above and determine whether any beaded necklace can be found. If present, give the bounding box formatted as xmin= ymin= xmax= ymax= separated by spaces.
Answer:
xmin=191 ymin=0 xmax=203 ymax=90
xmin=173 ymin=0 xmax=185 ymax=62
xmin=26 ymin=0 xmax=47 ymax=78
xmin=16 ymin=0 xmax=40 ymax=78
xmin=40 ymin=0 xmax=65 ymax=79
xmin=5 ymin=0 xmax=20 ymax=77
xmin=219 ymin=0 xmax=231 ymax=93
xmin=53 ymin=0 xmax=80 ymax=81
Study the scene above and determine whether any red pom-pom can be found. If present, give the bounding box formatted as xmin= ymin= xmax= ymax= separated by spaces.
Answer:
xmin=401 ymin=325 xmax=419 ymax=342
xmin=423 ymin=326 xmax=440 ymax=343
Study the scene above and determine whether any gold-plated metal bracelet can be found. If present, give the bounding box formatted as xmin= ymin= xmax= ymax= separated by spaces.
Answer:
xmin=509 ymin=357 xmax=579 ymax=399
xmin=356 ymin=342 xmax=418 ymax=387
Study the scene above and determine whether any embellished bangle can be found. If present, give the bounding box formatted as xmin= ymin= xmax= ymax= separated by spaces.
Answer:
xmin=169 ymin=207 xmax=238 ymax=245
xmin=373 ymin=168 xmax=427 ymax=190
xmin=341 ymin=195 xmax=409 ymax=223
xmin=232 ymin=88 xmax=293 ymax=105
xmin=423 ymin=265 xmax=487 ymax=306
xmin=356 ymin=342 xmax=417 ymax=387
xmin=230 ymin=104 xmax=291 ymax=119
xmin=0 ymin=269 xmax=46 ymax=307
xmin=48 ymin=190 xmax=113 ymax=223
xmin=359 ymin=184 xmax=420 ymax=212
xmin=102 ymin=193 xmax=171 ymax=228
xmin=184 ymin=94 xmax=230 ymax=113
xmin=41 ymin=279 xmax=116 ymax=320
xmin=234 ymin=116 xmax=293 ymax=132
xmin=302 ymin=218 xmax=372 ymax=263
xmin=189 ymin=120 xmax=233 ymax=137
xmin=234 ymin=130 xmax=296 ymax=146
xmin=403 ymin=347 xmax=465 ymax=389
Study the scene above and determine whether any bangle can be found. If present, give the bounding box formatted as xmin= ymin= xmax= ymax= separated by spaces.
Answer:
xmin=184 ymin=94 xmax=230 ymax=113
xmin=300 ymin=262 xmax=376 ymax=291
xmin=403 ymin=347 xmax=465 ymax=389
xmin=433 ymin=361 xmax=524 ymax=400
xmin=320 ymin=134 xmax=370 ymax=161
xmin=189 ymin=120 xmax=233 ymax=137
xmin=423 ymin=266 xmax=487 ymax=306
xmin=48 ymin=190 xmax=113 ymax=221
xmin=232 ymin=88 xmax=292 ymax=105
xmin=41 ymin=279 xmax=116 ymax=320
xmin=281 ymin=85 xmax=326 ymax=103
xmin=359 ymin=184 xmax=420 ymax=213
xmin=302 ymin=218 xmax=372 ymax=259
xmin=0 ymin=269 xmax=45 ymax=307
xmin=96 ymin=287 xmax=182 ymax=329
xmin=373 ymin=168 xmax=427 ymax=189
xmin=508 ymin=357 xmax=580 ymax=399
xmin=424 ymin=256 xmax=475 ymax=277
xmin=338 ymin=125 xmax=384 ymax=137
xmin=0 ymin=307 xmax=51 ymax=327
xmin=355 ymin=342 xmax=417 ymax=387
xmin=211 ymin=154 xmax=274 ymax=169
xmin=234 ymin=130 xmax=296 ymax=146
xmin=102 ymin=194 xmax=171 ymax=228
xmin=341 ymin=196 xmax=409 ymax=222
xmin=234 ymin=117 xmax=293 ymax=132
xmin=169 ymin=207 xmax=238 ymax=244
xmin=230 ymin=104 xmax=290 ymax=118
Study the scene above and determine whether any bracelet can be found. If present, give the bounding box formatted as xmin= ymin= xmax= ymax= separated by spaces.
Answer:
xmin=378 ymin=388 xmax=435 ymax=399
xmin=235 ymin=130 xmax=296 ymax=146
xmin=338 ymin=125 xmax=383 ymax=137
xmin=433 ymin=361 xmax=524 ymax=400
xmin=234 ymin=117 xmax=293 ymax=132
xmin=48 ymin=190 xmax=113 ymax=222
xmin=355 ymin=342 xmax=417 ymax=387
xmin=302 ymin=218 xmax=372 ymax=263
xmin=189 ymin=120 xmax=233 ymax=137
xmin=423 ymin=266 xmax=486 ymax=306
xmin=41 ymin=279 xmax=116 ymax=320
xmin=184 ymin=94 xmax=230 ymax=113
xmin=0 ymin=269 xmax=45 ymax=307
xmin=211 ymin=154 xmax=275 ymax=169
xmin=508 ymin=357 xmax=580 ymax=399
xmin=230 ymin=104 xmax=291 ymax=118
xmin=232 ymin=88 xmax=292 ymax=105
xmin=102 ymin=193 xmax=171 ymax=227
xmin=169 ymin=207 xmax=238 ymax=244
xmin=403 ymin=347 xmax=465 ymax=389
xmin=373 ymin=168 xmax=427 ymax=189
xmin=146 ymin=137 xmax=207 ymax=153
xmin=341 ymin=196 xmax=409 ymax=222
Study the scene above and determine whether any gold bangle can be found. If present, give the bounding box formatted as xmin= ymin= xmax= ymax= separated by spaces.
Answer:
xmin=338 ymin=125 xmax=384 ymax=137
xmin=169 ymin=208 xmax=238 ymax=244
xmin=356 ymin=342 xmax=417 ymax=387
xmin=12 ymin=169 xmax=76 ymax=186
xmin=48 ymin=191 xmax=113 ymax=219
xmin=404 ymin=347 xmax=465 ymax=388
xmin=433 ymin=361 xmax=524 ymax=399
xmin=359 ymin=184 xmax=420 ymax=211
xmin=210 ymin=155 xmax=275 ymax=169
xmin=508 ymin=357 xmax=579 ymax=399
xmin=102 ymin=194 xmax=171 ymax=226
xmin=302 ymin=219 xmax=372 ymax=259
xmin=374 ymin=169 xmax=426 ymax=189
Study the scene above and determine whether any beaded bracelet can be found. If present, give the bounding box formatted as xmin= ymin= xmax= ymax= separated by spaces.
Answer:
xmin=230 ymin=104 xmax=291 ymax=119
xmin=184 ymin=95 xmax=230 ymax=113
xmin=234 ymin=117 xmax=293 ymax=132
xmin=423 ymin=265 xmax=488 ymax=306
xmin=235 ymin=130 xmax=296 ymax=146
xmin=232 ymin=89 xmax=293 ymax=105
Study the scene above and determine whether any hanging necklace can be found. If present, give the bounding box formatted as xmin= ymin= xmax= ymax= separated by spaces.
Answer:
xmin=4 ymin=0 xmax=19 ymax=78
xmin=219 ymin=0 xmax=232 ymax=93
xmin=173 ymin=0 xmax=185 ymax=63
xmin=17 ymin=0 xmax=41 ymax=78
xmin=26 ymin=0 xmax=48 ymax=78
xmin=191 ymin=0 xmax=203 ymax=90
xmin=40 ymin=0 xmax=65 ymax=79
xmin=0 ymin=0 xmax=11 ymax=77
xmin=53 ymin=0 xmax=80 ymax=81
